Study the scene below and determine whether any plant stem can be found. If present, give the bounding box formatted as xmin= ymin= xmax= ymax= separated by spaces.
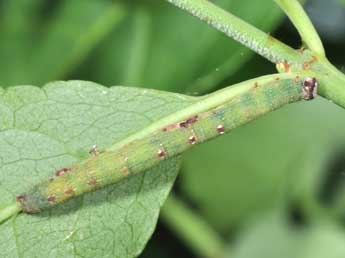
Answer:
xmin=274 ymin=0 xmax=325 ymax=56
xmin=166 ymin=0 xmax=302 ymax=64
xmin=0 ymin=202 xmax=21 ymax=224
xmin=165 ymin=0 xmax=345 ymax=109
xmin=161 ymin=194 xmax=226 ymax=258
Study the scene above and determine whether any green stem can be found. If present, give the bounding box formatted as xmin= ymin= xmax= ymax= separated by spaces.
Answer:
xmin=124 ymin=5 xmax=151 ymax=86
xmin=43 ymin=2 xmax=127 ymax=83
xmin=274 ymin=0 xmax=325 ymax=56
xmin=161 ymin=194 xmax=226 ymax=258
xmin=0 ymin=202 xmax=21 ymax=224
xmin=166 ymin=0 xmax=302 ymax=64
xmin=165 ymin=0 xmax=345 ymax=109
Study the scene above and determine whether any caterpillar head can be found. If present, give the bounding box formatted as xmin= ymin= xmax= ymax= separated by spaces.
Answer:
xmin=303 ymin=77 xmax=318 ymax=100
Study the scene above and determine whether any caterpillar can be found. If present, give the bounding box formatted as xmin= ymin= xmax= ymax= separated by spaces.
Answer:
xmin=11 ymin=74 xmax=317 ymax=214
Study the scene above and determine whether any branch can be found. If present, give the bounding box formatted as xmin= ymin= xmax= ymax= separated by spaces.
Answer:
xmin=274 ymin=0 xmax=325 ymax=56
xmin=166 ymin=0 xmax=302 ymax=64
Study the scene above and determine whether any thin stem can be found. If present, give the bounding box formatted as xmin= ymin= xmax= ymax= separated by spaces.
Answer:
xmin=166 ymin=0 xmax=302 ymax=64
xmin=0 ymin=202 xmax=21 ymax=224
xmin=161 ymin=194 xmax=226 ymax=258
xmin=124 ymin=5 xmax=151 ymax=86
xmin=274 ymin=0 xmax=325 ymax=56
xmin=37 ymin=2 xmax=127 ymax=83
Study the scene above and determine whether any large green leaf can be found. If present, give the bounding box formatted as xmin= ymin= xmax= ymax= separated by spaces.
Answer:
xmin=0 ymin=81 xmax=196 ymax=258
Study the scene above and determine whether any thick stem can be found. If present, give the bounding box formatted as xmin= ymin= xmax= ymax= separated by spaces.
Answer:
xmin=166 ymin=0 xmax=302 ymax=64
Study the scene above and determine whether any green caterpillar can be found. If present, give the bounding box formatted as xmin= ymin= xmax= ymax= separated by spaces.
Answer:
xmin=13 ymin=74 xmax=317 ymax=214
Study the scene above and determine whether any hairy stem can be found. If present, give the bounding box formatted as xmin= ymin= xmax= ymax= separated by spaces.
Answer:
xmin=166 ymin=0 xmax=302 ymax=64
xmin=274 ymin=0 xmax=325 ymax=56
xmin=161 ymin=194 xmax=226 ymax=258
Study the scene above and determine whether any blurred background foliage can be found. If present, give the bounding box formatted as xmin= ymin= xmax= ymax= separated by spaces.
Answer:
xmin=1 ymin=0 xmax=345 ymax=257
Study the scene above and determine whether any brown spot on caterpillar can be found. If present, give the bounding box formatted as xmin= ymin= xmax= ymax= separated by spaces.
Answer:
xmin=275 ymin=77 xmax=280 ymax=81
xmin=65 ymin=188 xmax=75 ymax=196
xmin=89 ymin=145 xmax=100 ymax=156
xmin=16 ymin=195 xmax=27 ymax=204
xmin=294 ymin=76 xmax=301 ymax=83
xmin=88 ymin=178 xmax=98 ymax=186
xmin=303 ymin=63 xmax=311 ymax=70
xmin=47 ymin=196 xmax=56 ymax=204
xmin=157 ymin=145 xmax=167 ymax=159
xmin=303 ymin=56 xmax=318 ymax=70
xmin=253 ymin=82 xmax=259 ymax=89
xmin=217 ymin=125 xmax=225 ymax=135
xmin=55 ymin=168 xmax=71 ymax=177
xmin=297 ymin=48 xmax=305 ymax=54
xmin=276 ymin=61 xmax=291 ymax=73
xmin=186 ymin=115 xmax=198 ymax=124
xmin=188 ymin=135 xmax=197 ymax=145
xmin=121 ymin=167 xmax=130 ymax=176
xmin=179 ymin=121 xmax=188 ymax=128
xmin=303 ymin=78 xmax=318 ymax=100
xmin=179 ymin=115 xmax=199 ymax=128
xmin=163 ymin=124 xmax=179 ymax=132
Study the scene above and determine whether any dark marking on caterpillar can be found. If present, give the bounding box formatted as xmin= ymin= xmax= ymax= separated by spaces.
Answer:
xmin=163 ymin=124 xmax=179 ymax=132
xmin=88 ymin=178 xmax=98 ymax=186
xmin=276 ymin=61 xmax=291 ymax=73
xmin=297 ymin=48 xmax=306 ymax=54
xmin=157 ymin=145 xmax=167 ymax=159
xmin=164 ymin=115 xmax=199 ymax=131
xmin=303 ymin=77 xmax=318 ymax=100
xmin=47 ymin=196 xmax=56 ymax=204
xmin=55 ymin=168 xmax=71 ymax=177
xmin=179 ymin=115 xmax=198 ymax=128
xmin=303 ymin=56 xmax=318 ymax=71
xmin=121 ymin=167 xmax=130 ymax=176
xmin=186 ymin=115 xmax=198 ymax=124
xmin=188 ymin=135 xmax=197 ymax=145
xmin=89 ymin=145 xmax=100 ymax=156
xmin=217 ymin=125 xmax=225 ymax=135
xmin=16 ymin=195 xmax=27 ymax=204
xmin=178 ymin=121 xmax=189 ymax=128
xmin=65 ymin=188 xmax=75 ymax=196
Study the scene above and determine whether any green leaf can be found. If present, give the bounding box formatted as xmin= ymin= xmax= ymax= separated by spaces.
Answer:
xmin=0 ymin=81 xmax=196 ymax=258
